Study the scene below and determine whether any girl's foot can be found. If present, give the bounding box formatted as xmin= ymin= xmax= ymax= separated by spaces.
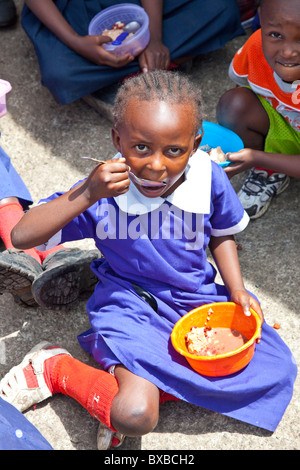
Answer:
xmin=0 ymin=341 xmax=70 ymax=412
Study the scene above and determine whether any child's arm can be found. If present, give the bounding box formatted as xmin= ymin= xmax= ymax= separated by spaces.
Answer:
xmin=209 ymin=235 xmax=264 ymax=331
xmin=24 ymin=0 xmax=134 ymax=68
xmin=11 ymin=158 xmax=130 ymax=250
xmin=225 ymin=148 xmax=300 ymax=179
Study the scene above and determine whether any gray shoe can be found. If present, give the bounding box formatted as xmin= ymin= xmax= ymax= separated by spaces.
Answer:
xmin=31 ymin=248 xmax=100 ymax=310
xmin=238 ymin=169 xmax=290 ymax=219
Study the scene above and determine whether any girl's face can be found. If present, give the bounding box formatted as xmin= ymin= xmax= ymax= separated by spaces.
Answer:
xmin=112 ymin=98 xmax=201 ymax=198
xmin=259 ymin=0 xmax=300 ymax=83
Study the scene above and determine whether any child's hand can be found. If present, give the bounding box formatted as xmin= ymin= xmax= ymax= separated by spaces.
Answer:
xmin=84 ymin=157 xmax=131 ymax=203
xmin=139 ymin=38 xmax=170 ymax=73
xmin=72 ymin=35 xmax=134 ymax=68
xmin=225 ymin=148 xmax=258 ymax=178
xmin=230 ymin=289 xmax=264 ymax=343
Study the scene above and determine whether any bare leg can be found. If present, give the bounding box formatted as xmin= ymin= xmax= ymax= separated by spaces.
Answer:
xmin=111 ymin=365 xmax=160 ymax=437
xmin=216 ymin=87 xmax=269 ymax=149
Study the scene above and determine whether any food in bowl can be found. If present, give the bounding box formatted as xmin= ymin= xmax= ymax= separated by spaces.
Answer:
xmin=184 ymin=305 xmax=248 ymax=356
xmin=208 ymin=146 xmax=227 ymax=164
xmin=102 ymin=21 xmax=127 ymax=41
xmin=185 ymin=325 xmax=248 ymax=356
xmin=102 ymin=20 xmax=139 ymax=43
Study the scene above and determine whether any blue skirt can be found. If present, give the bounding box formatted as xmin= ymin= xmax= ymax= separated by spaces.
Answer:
xmin=21 ymin=0 xmax=244 ymax=104
xmin=0 ymin=398 xmax=52 ymax=450
xmin=78 ymin=259 xmax=297 ymax=433
xmin=0 ymin=146 xmax=32 ymax=208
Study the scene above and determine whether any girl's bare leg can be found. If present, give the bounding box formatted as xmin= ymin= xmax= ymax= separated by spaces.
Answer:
xmin=111 ymin=365 xmax=160 ymax=436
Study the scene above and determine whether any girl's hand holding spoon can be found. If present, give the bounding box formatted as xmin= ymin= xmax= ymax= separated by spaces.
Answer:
xmin=81 ymin=156 xmax=131 ymax=201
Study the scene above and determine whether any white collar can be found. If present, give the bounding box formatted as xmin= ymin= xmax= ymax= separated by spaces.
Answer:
xmin=114 ymin=149 xmax=211 ymax=215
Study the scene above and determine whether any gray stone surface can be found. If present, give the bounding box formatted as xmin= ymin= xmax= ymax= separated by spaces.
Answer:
xmin=0 ymin=1 xmax=299 ymax=450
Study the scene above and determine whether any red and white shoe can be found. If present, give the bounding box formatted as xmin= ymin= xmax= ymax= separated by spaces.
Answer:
xmin=0 ymin=341 xmax=70 ymax=412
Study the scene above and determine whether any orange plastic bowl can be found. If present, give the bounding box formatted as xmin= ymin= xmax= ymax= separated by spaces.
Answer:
xmin=171 ymin=302 xmax=261 ymax=377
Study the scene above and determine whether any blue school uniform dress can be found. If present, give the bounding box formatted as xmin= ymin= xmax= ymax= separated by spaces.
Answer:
xmin=0 ymin=145 xmax=32 ymax=207
xmin=37 ymin=151 xmax=297 ymax=432
xmin=21 ymin=0 xmax=244 ymax=104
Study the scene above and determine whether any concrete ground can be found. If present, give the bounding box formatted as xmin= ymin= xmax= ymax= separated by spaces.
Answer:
xmin=0 ymin=1 xmax=299 ymax=451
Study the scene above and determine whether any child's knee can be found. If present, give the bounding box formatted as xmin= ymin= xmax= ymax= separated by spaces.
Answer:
xmin=217 ymin=87 xmax=256 ymax=125
xmin=127 ymin=402 xmax=159 ymax=435
xmin=111 ymin=396 xmax=159 ymax=436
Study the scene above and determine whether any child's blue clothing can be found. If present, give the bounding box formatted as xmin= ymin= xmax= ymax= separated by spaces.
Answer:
xmin=36 ymin=151 xmax=297 ymax=432
xmin=0 ymin=398 xmax=52 ymax=450
xmin=21 ymin=0 xmax=244 ymax=104
xmin=0 ymin=145 xmax=32 ymax=207
xmin=0 ymin=145 xmax=48 ymax=448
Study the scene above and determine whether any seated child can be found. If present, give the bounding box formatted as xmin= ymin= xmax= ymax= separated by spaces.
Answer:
xmin=0 ymin=145 xmax=99 ymax=309
xmin=217 ymin=0 xmax=300 ymax=219
xmin=0 ymin=71 xmax=296 ymax=449
xmin=0 ymin=80 xmax=99 ymax=308
xmin=21 ymin=0 xmax=244 ymax=107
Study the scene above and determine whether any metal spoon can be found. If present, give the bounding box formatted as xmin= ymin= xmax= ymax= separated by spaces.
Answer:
xmin=81 ymin=157 xmax=166 ymax=188
xmin=81 ymin=156 xmax=106 ymax=165
xmin=129 ymin=172 xmax=167 ymax=188
xmin=123 ymin=21 xmax=141 ymax=33
xmin=111 ymin=21 xmax=141 ymax=45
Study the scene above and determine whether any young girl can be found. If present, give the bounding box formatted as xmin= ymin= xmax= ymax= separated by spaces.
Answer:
xmin=0 ymin=71 xmax=296 ymax=449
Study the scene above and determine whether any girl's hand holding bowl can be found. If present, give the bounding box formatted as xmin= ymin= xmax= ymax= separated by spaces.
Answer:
xmin=72 ymin=34 xmax=134 ymax=68
xmin=230 ymin=288 xmax=264 ymax=343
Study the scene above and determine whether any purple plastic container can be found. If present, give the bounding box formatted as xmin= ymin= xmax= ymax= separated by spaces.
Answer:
xmin=0 ymin=79 xmax=12 ymax=118
xmin=88 ymin=4 xmax=149 ymax=57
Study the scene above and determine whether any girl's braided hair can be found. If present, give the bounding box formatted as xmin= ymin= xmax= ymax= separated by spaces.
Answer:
xmin=112 ymin=70 xmax=204 ymax=134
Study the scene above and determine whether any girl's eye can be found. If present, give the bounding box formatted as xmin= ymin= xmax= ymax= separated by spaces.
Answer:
xmin=270 ymin=32 xmax=282 ymax=39
xmin=168 ymin=148 xmax=182 ymax=156
xmin=135 ymin=144 xmax=148 ymax=152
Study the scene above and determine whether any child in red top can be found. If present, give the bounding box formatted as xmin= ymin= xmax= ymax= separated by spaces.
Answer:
xmin=217 ymin=0 xmax=300 ymax=219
